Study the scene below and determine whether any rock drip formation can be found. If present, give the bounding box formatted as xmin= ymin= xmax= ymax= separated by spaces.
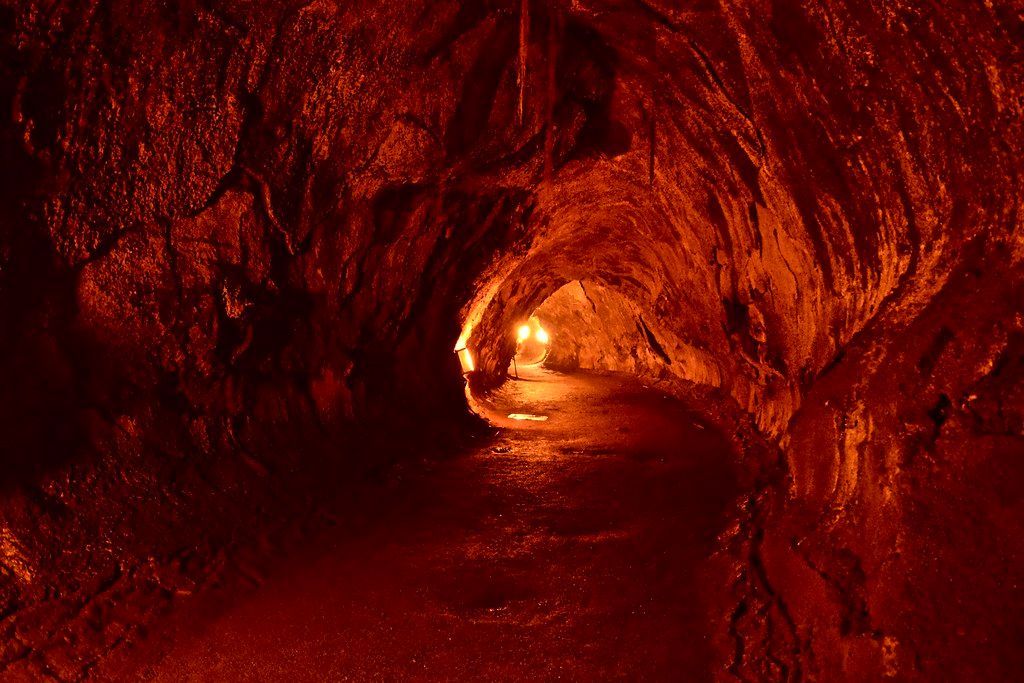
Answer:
xmin=1 ymin=0 xmax=1022 ymax=679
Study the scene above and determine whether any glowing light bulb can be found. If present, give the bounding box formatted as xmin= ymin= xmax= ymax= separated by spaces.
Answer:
xmin=535 ymin=327 xmax=549 ymax=344
xmin=517 ymin=324 xmax=531 ymax=342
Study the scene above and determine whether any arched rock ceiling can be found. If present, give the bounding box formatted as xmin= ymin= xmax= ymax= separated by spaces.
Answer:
xmin=458 ymin=0 xmax=1022 ymax=433
xmin=5 ymin=0 xmax=1020 ymax=437
xmin=2 ymin=1 xmax=1023 ymax=678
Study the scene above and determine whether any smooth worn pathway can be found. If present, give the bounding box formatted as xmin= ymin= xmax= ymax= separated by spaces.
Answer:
xmin=113 ymin=366 xmax=741 ymax=680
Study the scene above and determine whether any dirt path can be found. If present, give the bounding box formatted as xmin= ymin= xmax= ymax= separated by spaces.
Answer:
xmin=106 ymin=367 xmax=741 ymax=681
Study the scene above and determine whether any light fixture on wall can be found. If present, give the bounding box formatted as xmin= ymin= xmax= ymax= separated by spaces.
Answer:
xmin=455 ymin=347 xmax=474 ymax=374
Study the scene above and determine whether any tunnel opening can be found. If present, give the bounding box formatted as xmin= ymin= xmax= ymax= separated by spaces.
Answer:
xmin=533 ymin=279 xmax=672 ymax=379
xmin=510 ymin=317 xmax=549 ymax=373
xmin=456 ymin=273 xmax=716 ymax=439
xmin=458 ymin=276 xmax=678 ymax=410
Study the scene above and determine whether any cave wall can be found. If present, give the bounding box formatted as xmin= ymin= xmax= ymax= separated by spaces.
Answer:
xmin=534 ymin=279 xmax=671 ymax=378
xmin=759 ymin=238 xmax=1024 ymax=680
xmin=2 ymin=1 xmax=543 ymax=673
xmin=1 ymin=0 xmax=1022 ymax=679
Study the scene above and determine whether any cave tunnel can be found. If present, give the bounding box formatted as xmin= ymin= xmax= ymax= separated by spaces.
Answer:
xmin=1 ymin=0 xmax=1023 ymax=680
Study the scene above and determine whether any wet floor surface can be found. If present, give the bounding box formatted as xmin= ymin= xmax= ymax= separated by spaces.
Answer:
xmin=107 ymin=367 xmax=741 ymax=681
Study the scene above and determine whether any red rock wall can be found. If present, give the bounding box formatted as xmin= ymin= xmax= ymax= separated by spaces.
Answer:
xmin=533 ymin=279 xmax=672 ymax=379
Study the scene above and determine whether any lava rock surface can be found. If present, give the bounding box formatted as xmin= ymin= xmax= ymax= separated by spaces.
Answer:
xmin=1 ymin=0 xmax=1022 ymax=680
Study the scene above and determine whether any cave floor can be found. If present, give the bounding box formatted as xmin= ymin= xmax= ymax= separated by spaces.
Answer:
xmin=102 ymin=367 xmax=741 ymax=680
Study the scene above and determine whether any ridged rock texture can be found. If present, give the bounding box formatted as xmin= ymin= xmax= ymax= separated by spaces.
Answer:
xmin=534 ymin=280 xmax=674 ymax=377
xmin=1 ymin=0 xmax=1022 ymax=680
